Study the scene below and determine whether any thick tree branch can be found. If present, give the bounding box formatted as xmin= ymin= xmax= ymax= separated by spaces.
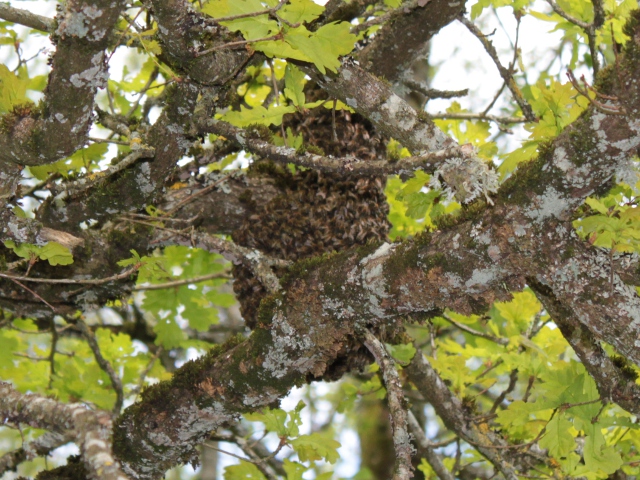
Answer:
xmin=144 ymin=0 xmax=250 ymax=86
xmin=0 ymin=4 xmax=54 ymax=32
xmin=39 ymin=81 xmax=201 ymax=230
xmin=362 ymin=329 xmax=413 ymax=480
xmin=357 ymin=0 xmax=466 ymax=93
xmin=530 ymin=279 xmax=640 ymax=417
xmin=303 ymin=62 xmax=458 ymax=154
xmin=0 ymin=0 xmax=127 ymax=166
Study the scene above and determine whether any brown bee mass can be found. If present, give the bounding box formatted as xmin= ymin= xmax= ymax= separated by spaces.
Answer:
xmin=232 ymin=98 xmax=391 ymax=329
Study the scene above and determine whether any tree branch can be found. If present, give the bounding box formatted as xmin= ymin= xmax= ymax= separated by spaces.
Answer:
xmin=458 ymin=15 xmax=536 ymax=122
xmin=75 ymin=319 xmax=125 ymax=415
xmin=0 ymin=0 xmax=127 ymax=166
xmin=407 ymin=411 xmax=455 ymax=480
xmin=362 ymin=329 xmax=413 ymax=480
xmin=357 ymin=0 xmax=466 ymax=93
xmin=0 ymin=3 xmax=54 ymax=32
xmin=202 ymin=119 xmax=471 ymax=176
xmin=302 ymin=61 xmax=458 ymax=154
xmin=0 ymin=382 xmax=128 ymax=480
xmin=530 ymin=279 xmax=640 ymax=417
xmin=405 ymin=348 xmax=531 ymax=479
xmin=0 ymin=431 xmax=70 ymax=476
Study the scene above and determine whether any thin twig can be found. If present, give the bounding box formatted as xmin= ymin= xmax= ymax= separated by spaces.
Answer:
xmin=88 ymin=136 xmax=130 ymax=145
xmin=53 ymin=147 xmax=155 ymax=199
xmin=545 ymin=0 xmax=602 ymax=74
xmin=126 ymin=66 xmax=161 ymax=118
xmin=202 ymin=118 xmax=476 ymax=176
xmin=161 ymin=174 xmax=232 ymax=217
xmin=6 ymin=277 xmax=57 ymax=312
xmin=459 ymin=15 xmax=536 ymax=122
xmin=0 ymin=431 xmax=70 ymax=476
xmin=75 ymin=319 xmax=124 ymax=414
xmin=441 ymin=313 xmax=509 ymax=345
xmin=48 ymin=318 xmax=58 ymax=389
xmin=134 ymin=271 xmax=232 ymax=291
xmin=430 ymin=112 xmax=527 ymax=125
xmin=196 ymin=34 xmax=283 ymax=57
xmin=407 ymin=411 xmax=455 ymax=480
xmin=403 ymin=79 xmax=469 ymax=100
xmin=489 ymin=369 xmax=518 ymax=414
xmin=128 ymin=220 xmax=288 ymax=293
xmin=0 ymin=265 xmax=140 ymax=285
xmin=566 ymin=69 xmax=626 ymax=115
xmin=203 ymin=440 xmax=280 ymax=480
xmin=130 ymin=348 xmax=163 ymax=399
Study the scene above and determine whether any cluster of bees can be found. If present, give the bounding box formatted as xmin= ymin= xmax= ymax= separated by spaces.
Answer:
xmin=231 ymin=94 xmax=392 ymax=328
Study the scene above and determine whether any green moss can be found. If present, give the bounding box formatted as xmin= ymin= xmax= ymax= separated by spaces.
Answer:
xmin=433 ymin=201 xmax=486 ymax=231
xmin=384 ymin=241 xmax=420 ymax=279
xmin=593 ymin=64 xmax=616 ymax=93
xmin=35 ymin=455 xmax=85 ymax=480
xmin=246 ymin=123 xmax=273 ymax=142
xmin=414 ymin=230 xmax=432 ymax=247
xmin=238 ymin=189 xmax=256 ymax=209
xmin=303 ymin=144 xmax=325 ymax=156
xmin=416 ymin=110 xmax=431 ymax=123
xmin=255 ymin=294 xmax=280 ymax=327
xmin=567 ymin=113 xmax=597 ymax=167
xmin=280 ymin=251 xmax=339 ymax=288
xmin=461 ymin=395 xmax=478 ymax=414
xmin=0 ymin=102 xmax=39 ymax=135
xmin=496 ymin=147 xmax=551 ymax=206
xmin=612 ymin=355 xmax=639 ymax=381
xmin=561 ymin=245 xmax=575 ymax=260
xmin=623 ymin=9 xmax=640 ymax=38
xmin=423 ymin=252 xmax=447 ymax=270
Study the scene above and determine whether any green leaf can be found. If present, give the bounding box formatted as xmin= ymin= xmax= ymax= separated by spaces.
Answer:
xmin=0 ymin=64 xmax=28 ymax=113
xmin=585 ymin=197 xmax=610 ymax=215
xmin=221 ymin=104 xmax=296 ymax=127
xmin=279 ymin=0 xmax=324 ymax=24
xmin=245 ymin=407 xmax=288 ymax=436
xmin=153 ymin=316 xmax=185 ymax=349
xmin=495 ymin=400 xmax=552 ymax=428
xmin=404 ymin=190 xmax=439 ymax=219
xmin=37 ymin=242 xmax=74 ymax=266
xmin=284 ymin=63 xmax=306 ymax=107
xmin=4 ymin=240 xmax=73 ymax=266
xmin=29 ymin=143 xmax=109 ymax=180
xmin=579 ymin=422 xmax=624 ymax=475
xmin=286 ymin=400 xmax=306 ymax=437
xmin=282 ymin=459 xmax=308 ymax=480
xmin=493 ymin=290 xmax=540 ymax=334
xmin=386 ymin=342 xmax=416 ymax=365
xmin=284 ymin=23 xmax=356 ymax=74
xmin=0 ymin=330 xmax=18 ymax=369
xmin=224 ymin=460 xmax=266 ymax=480
xmin=203 ymin=0 xmax=278 ymax=40
xmin=290 ymin=432 xmax=341 ymax=463
xmin=539 ymin=413 xmax=575 ymax=458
